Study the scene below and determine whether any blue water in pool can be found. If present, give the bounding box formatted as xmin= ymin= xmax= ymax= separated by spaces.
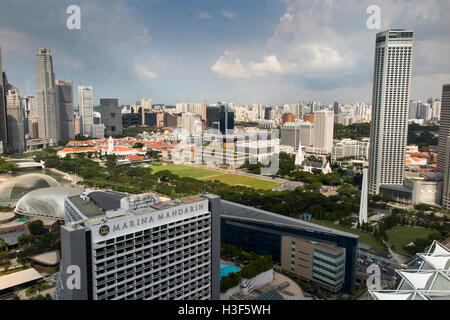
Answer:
xmin=220 ymin=264 xmax=241 ymax=279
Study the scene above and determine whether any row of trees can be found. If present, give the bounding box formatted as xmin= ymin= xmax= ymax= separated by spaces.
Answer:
xmin=0 ymin=156 xmax=19 ymax=173
xmin=17 ymin=220 xmax=60 ymax=265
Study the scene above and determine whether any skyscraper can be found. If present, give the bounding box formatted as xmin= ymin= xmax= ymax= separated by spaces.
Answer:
xmin=438 ymin=85 xmax=450 ymax=210
xmin=0 ymin=46 xmax=7 ymax=153
xmin=313 ymin=110 xmax=334 ymax=153
xmin=56 ymin=80 xmax=74 ymax=141
xmin=443 ymin=137 xmax=450 ymax=210
xmin=368 ymin=30 xmax=414 ymax=194
xmin=437 ymin=84 xmax=450 ymax=174
xmin=6 ymin=88 xmax=25 ymax=153
xmin=218 ymin=102 xmax=234 ymax=135
xmin=35 ymin=48 xmax=59 ymax=145
xmin=78 ymin=85 xmax=94 ymax=137
xmin=100 ymin=98 xmax=123 ymax=137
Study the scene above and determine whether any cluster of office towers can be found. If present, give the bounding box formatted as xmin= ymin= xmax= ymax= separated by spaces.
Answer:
xmin=0 ymin=47 xmax=124 ymax=154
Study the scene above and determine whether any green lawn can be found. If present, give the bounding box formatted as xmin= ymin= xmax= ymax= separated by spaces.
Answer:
xmin=148 ymin=164 xmax=282 ymax=190
xmin=311 ymin=220 xmax=388 ymax=255
xmin=203 ymin=174 xmax=282 ymax=191
xmin=386 ymin=226 xmax=440 ymax=254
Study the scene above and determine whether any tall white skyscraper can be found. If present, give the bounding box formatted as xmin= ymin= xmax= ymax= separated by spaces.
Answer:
xmin=78 ymin=85 xmax=94 ymax=137
xmin=313 ymin=110 xmax=334 ymax=153
xmin=36 ymin=48 xmax=59 ymax=146
xmin=437 ymin=85 xmax=450 ymax=174
xmin=437 ymin=85 xmax=450 ymax=209
xmin=368 ymin=30 xmax=414 ymax=194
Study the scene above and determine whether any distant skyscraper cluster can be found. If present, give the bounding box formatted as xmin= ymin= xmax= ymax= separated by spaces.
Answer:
xmin=0 ymin=46 xmax=127 ymax=154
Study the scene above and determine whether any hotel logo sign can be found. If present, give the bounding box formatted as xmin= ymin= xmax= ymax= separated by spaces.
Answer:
xmin=99 ymin=225 xmax=110 ymax=236
xmin=92 ymin=201 xmax=208 ymax=241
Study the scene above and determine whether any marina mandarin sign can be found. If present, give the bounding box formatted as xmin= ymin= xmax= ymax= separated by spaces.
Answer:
xmin=93 ymin=200 xmax=208 ymax=240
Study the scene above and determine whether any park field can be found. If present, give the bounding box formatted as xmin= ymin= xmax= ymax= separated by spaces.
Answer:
xmin=385 ymin=226 xmax=440 ymax=254
xmin=149 ymin=164 xmax=222 ymax=179
xmin=311 ymin=220 xmax=388 ymax=255
xmin=148 ymin=164 xmax=281 ymax=190
xmin=202 ymin=173 xmax=282 ymax=191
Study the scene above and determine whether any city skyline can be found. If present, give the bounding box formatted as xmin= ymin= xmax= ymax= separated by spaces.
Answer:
xmin=0 ymin=1 xmax=449 ymax=106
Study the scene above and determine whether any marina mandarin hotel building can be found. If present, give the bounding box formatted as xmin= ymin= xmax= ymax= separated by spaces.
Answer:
xmin=55 ymin=190 xmax=221 ymax=300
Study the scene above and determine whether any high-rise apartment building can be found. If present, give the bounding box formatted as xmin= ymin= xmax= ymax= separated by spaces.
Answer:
xmin=313 ymin=110 xmax=334 ymax=153
xmin=100 ymin=98 xmax=123 ymax=137
xmin=437 ymin=85 xmax=450 ymax=174
xmin=368 ymin=30 xmax=414 ymax=194
xmin=35 ymin=48 xmax=59 ymax=146
xmin=0 ymin=46 xmax=7 ymax=153
xmin=6 ymin=89 xmax=25 ymax=153
xmin=55 ymin=191 xmax=221 ymax=300
xmin=78 ymin=85 xmax=94 ymax=137
xmin=56 ymin=80 xmax=74 ymax=141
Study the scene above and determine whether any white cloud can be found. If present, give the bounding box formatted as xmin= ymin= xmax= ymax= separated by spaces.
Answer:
xmin=222 ymin=11 xmax=236 ymax=19
xmin=211 ymin=51 xmax=249 ymax=78
xmin=134 ymin=60 xmax=158 ymax=79
xmin=198 ymin=12 xmax=212 ymax=19
xmin=211 ymin=0 xmax=450 ymax=100
xmin=211 ymin=51 xmax=282 ymax=78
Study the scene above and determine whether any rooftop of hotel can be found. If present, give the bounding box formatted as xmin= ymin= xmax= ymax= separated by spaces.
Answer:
xmin=67 ymin=190 xmax=206 ymax=225
xmin=220 ymin=200 xmax=358 ymax=239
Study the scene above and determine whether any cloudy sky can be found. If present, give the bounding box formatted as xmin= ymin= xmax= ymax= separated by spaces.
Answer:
xmin=0 ymin=0 xmax=449 ymax=106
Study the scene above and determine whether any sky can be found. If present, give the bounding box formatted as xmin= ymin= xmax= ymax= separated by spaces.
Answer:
xmin=0 ymin=0 xmax=449 ymax=106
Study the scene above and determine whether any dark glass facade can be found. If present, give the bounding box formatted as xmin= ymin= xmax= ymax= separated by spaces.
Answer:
xmin=220 ymin=218 xmax=358 ymax=294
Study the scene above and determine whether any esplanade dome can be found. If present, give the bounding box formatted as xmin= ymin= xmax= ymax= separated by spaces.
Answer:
xmin=15 ymin=186 xmax=83 ymax=220
xmin=0 ymin=173 xmax=60 ymax=201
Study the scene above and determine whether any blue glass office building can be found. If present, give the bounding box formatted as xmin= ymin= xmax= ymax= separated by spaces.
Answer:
xmin=220 ymin=200 xmax=359 ymax=294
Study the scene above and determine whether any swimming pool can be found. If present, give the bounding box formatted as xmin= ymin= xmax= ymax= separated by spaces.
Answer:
xmin=220 ymin=264 xmax=241 ymax=279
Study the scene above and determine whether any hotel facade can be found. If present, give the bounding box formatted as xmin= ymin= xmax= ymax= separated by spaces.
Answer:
xmin=55 ymin=190 xmax=221 ymax=300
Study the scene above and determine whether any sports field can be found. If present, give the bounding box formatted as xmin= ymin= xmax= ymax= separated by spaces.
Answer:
xmin=203 ymin=173 xmax=281 ymax=190
xmin=149 ymin=164 xmax=281 ymax=190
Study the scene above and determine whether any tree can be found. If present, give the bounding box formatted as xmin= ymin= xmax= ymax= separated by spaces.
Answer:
xmin=18 ymin=234 xmax=35 ymax=246
xmin=0 ymin=237 xmax=7 ymax=252
xmin=0 ymin=157 xmax=19 ymax=173
xmin=133 ymin=142 xmax=144 ymax=149
xmin=28 ymin=220 xmax=44 ymax=236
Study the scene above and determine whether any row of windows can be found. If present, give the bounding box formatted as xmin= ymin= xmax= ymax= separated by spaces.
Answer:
xmin=97 ymin=272 xmax=211 ymax=300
